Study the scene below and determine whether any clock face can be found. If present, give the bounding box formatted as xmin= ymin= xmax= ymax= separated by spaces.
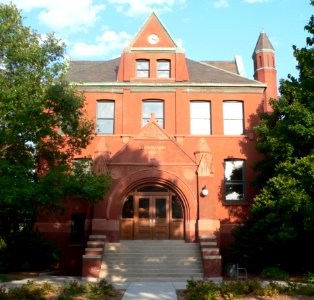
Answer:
xmin=147 ymin=34 xmax=159 ymax=45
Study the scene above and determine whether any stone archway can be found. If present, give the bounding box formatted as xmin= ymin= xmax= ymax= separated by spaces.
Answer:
xmin=102 ymin=168 xmax=198 ymax=242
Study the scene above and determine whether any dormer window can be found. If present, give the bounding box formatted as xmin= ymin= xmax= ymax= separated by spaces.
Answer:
xmin=157 ymin=59 xmax=170 ymax=78
xmin=136 ymin=59 xmax=150 ymax=78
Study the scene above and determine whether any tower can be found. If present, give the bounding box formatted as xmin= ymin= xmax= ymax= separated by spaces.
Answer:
xmin=253 ymin=31 xmax=278 ymax=112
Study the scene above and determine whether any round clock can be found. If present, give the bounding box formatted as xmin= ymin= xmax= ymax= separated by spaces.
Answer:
xmin=147 ymin=34 xmax=159 ymax=45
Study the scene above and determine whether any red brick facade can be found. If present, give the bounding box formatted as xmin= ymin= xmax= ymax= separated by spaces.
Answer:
xmin=35 ymin=13 xmax=277 ymax=277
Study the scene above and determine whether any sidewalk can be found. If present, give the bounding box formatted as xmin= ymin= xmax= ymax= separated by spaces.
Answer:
xmin=121 ymin=282 xmax=186 ymax=300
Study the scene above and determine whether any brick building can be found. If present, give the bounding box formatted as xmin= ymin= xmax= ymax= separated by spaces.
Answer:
xmin=36 ymin=13 xmax=277 ymax=280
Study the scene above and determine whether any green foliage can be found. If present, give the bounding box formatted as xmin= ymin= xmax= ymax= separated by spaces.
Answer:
xmin=261 ymin=267 xmax=289 ymax=281
xmin=0 ymin=4 xmax=110 ymax=243
xmin=185 ymin=279 xmax=220 ymax=300
xmin=0 ymin=279 xmax=120 ymax=299
xmin=307 ymin=272 xmax=314 ymax=284
xmin=283 ymin=282 xmax=314 ymax=297
xmin=0 ymin=230 xmax=59 ymax=272
xmin=231 ymin=2 xmax=314 ymax=273
xmin=58 ymin=280 xmax=87 ymax=299
xmin=183 ymin=279 xmax=314 ymax=300
xmin=1 ymin=280 xmax=46 ymax=300
xmin=86 ymin=279 xmax=116 ymax=299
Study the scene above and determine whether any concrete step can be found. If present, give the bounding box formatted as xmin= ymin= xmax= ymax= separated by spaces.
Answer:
xmin=100 ymin=240 xmax=204 ymax=283
xmin=101 ymin=275 xmax=204 ymax=282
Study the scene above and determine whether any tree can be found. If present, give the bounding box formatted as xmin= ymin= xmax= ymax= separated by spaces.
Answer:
xmin=231 ymin=1 xmax=314 ymax=273
xmin=0 ymin=4 xmax=110 ymax=243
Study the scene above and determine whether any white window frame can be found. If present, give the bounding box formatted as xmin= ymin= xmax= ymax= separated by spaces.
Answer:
xmin=136 ymin=59 xmax=150 ymax=78
xmin=223 ymin=101 xmax=244 ymax=135
xmin=224 ymin=159 xmax=246 ymax=202
xmin=96 ymin=100 xmax=114 ymax=134
xmin=190 ymin=101 xmax=211 ymax=135
xmin=157 ymin=59 xmax=170 ymax=78
xmin=142 ymin=100 xmax=164 ymax=128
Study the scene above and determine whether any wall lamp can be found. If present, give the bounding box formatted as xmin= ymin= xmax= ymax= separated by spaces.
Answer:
xmin=201 ymin=186 xmax=208 ymax=197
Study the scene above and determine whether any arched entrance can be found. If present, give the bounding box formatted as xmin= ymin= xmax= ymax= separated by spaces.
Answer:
xmin=120 ymin=185 xmax=184 ymax=240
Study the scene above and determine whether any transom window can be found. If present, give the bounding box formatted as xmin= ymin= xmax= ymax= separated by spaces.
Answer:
xmin=142 ymin=100 xmax=164 ymax=128
xmin=136 ymin=59 xmax=150 ymax=78
xmin=96 ymin=100 xmax=114 ymax=134
xmin=157 ymin=59 xmax=170 ymax=78
xmin=223 ymin=101 xmax=244 ymax=135
xmin=224 ymin=159 xmax=246 ymax=202
xmin=190 ymin=101 xmax=211 ymax=135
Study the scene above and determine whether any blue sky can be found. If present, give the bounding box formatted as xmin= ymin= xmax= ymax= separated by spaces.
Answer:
xmin=2 ymin=0 xmax=312 ymax=83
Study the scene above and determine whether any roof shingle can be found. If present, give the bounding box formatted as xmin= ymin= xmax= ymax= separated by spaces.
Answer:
xmin=66 ymin=57 xmax=262 ymax=86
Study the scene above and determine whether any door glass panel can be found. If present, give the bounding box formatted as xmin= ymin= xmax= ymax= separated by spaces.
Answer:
xmin=155 ymin=198 xmax=166 ymax=219
xmin=139 ymin=198 xmax=150 ymax=218
xmin=172 ymin=196 xmax=183 ymax=219
xmin=122 ymin=195 xmax=134 ymax=218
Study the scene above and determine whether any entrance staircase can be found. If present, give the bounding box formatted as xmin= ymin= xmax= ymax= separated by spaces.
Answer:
xmin=99 ymin=240 xmax=204 ymax=282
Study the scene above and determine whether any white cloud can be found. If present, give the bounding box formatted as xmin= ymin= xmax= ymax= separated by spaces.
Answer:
xmin=213 ymin=0 xmax=229 ymax=8
xmin=70 ymin=30 xmax=132 ymax=58
xmin=108 ymin=0 xmax=185 ymax=17
xmin=5 ymin=0 xmax=105 ymax=32
xmin=243 ymin=0 xmax=269 ymax=3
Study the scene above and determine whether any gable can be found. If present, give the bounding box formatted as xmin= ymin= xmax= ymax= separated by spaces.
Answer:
xmin=129 ymin=12 xmax=177 ymax=49
xmin=109 ymin=120 xmax=195 ymax=165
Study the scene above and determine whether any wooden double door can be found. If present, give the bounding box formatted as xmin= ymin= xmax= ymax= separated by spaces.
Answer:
xmin=121 ymin=189 xmax=184 ymax=240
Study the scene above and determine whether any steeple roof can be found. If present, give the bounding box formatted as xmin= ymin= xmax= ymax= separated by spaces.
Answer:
xmin=253 ymin=31 xmax=274 ymax=53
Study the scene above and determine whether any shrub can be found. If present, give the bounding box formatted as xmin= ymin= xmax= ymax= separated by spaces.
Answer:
xmin=307 ymin=272 xmax=314 ymax=284
xmin=58 ymin=280 xmax=87 ymax=298
xmin=261 ymin=266 xmax=289 ymax=281
xmin=183 ymin=279 xmax=314 ymax=299
xmin=3 ymin=280 xmax=46 ymax=300
xmin=283 ymin=282 xmax=314 ymax=297
xmin=186 ymin=279 xmax=220 ymax=300
xmin=0 ymin=230 xmax=59 ymax=272
xmin=0 ymin=279 xmax=121 ymax=299
xmin=87 ymin=279 xmax=117 ymax=299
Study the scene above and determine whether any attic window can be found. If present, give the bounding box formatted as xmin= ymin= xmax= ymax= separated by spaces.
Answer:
xmin=136 ymin=59 xmax=149 ymax=78
xmin=157 ymin=59 xmax=170 ymax=78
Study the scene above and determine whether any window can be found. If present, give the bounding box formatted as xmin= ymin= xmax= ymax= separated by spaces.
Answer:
xmin=122 ymin=195 xmax=134 ymax=219
xmin=157 ymin=59 xmax=170 ymax=78
xmin=171 ymin=195 xmax=183 ymax=219
xmin=136 ymin=59 xmax=149 ymax=78
xmin=223 ymin=101 xmax=244 ymax=135
xmin=70 ymin=213 xmax=86 ymax=244
xmin=142 ymin=100 xmax=164 ymax=127
xmin=190 ymin=101 xmax=211 ymax=135
xmin=96 ymin=100 xmax=114 ymax=134
xmin=224 ymin=160 xmax=245 ymax=202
